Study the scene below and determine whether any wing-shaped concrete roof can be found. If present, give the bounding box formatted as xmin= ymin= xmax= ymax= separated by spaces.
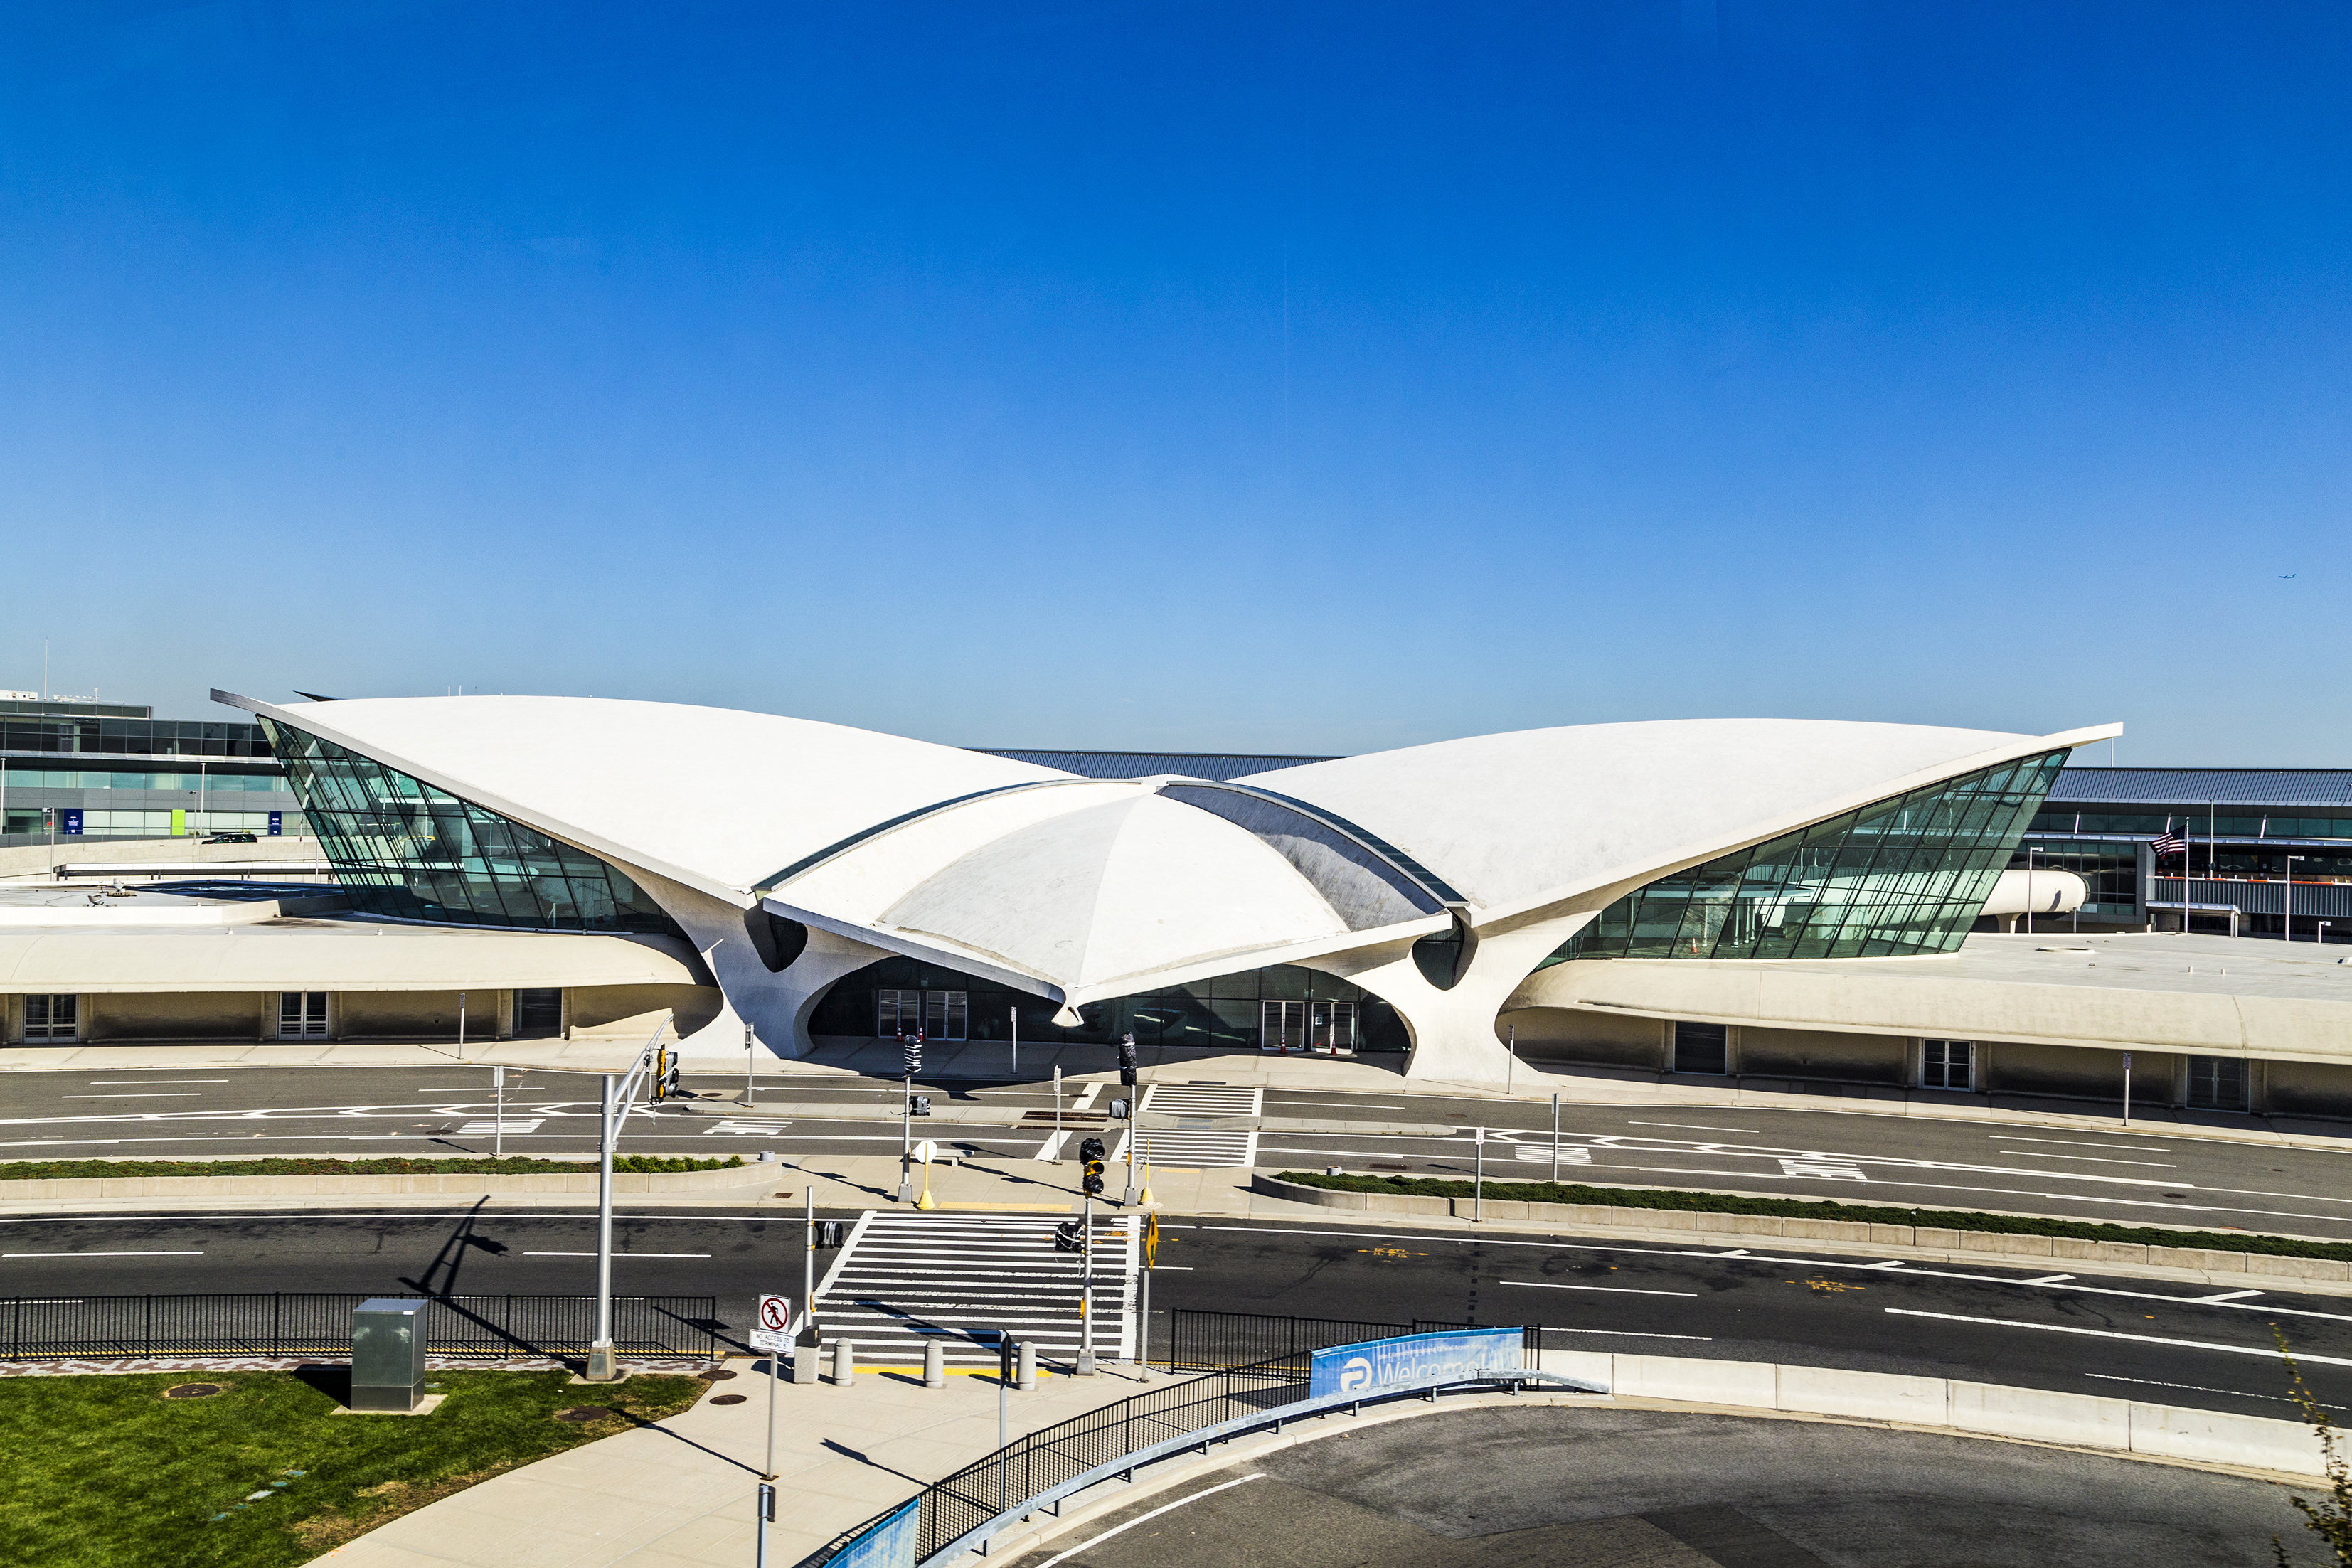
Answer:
xmin=1240 ymin=718 xmax=2119 ymax=922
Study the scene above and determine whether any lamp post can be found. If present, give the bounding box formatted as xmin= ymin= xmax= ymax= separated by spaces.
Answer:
xmin=745 ymin=1022 xmax=757 ymax=1107
xmin=2025 ymin=846 xmax=2040 ymax=935
xmin=2321 ymin=921 xmax=2334 ymax=948
xmin=2285 ymin=854 xmax=2302 ymax=942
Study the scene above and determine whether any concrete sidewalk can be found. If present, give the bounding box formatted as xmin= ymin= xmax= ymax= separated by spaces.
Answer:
xmin=307 ymin=1353 xmax=1161 ymax=1568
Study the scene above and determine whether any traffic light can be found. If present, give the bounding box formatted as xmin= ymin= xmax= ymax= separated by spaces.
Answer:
xmin=1079 ymin=1136 xmax=1106 ymax=1196
xmin=1052 ymin=1220 xmax=1084 ymax=1254
xmin=651 ymin=1048 xmax=681 ymax=1102
xmin=1117 ymin=1033 xmax=1137 ymax=1087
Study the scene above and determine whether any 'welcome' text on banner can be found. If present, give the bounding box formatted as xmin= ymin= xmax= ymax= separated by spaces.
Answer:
xmin=1308 ymin=1327 xmax=1522 ymax=1399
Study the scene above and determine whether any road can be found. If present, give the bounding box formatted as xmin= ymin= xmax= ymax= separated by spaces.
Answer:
xmin=5 ymin=1209 xmax=2348 ymax=1423
xmin=6 ymin=1065 xmax=2352 ymax=1239
xmin=1008 ymin=1405 xmax=2306 ymax=1567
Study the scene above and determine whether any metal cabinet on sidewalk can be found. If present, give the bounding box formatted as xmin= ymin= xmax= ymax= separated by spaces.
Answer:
xmin=351 ymin=1297 xmax=430 ymax=1412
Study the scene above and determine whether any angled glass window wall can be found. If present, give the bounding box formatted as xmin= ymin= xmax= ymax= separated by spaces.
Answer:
xmin=260 ymin=720 xmax=686 ymax=938
xmin=1544 ymin=751 xmax=2069 ymax=966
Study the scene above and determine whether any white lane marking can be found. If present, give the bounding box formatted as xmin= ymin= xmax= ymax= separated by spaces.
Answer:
xmin=1260 ymin=1099 xmax=1420 ymax=1111
xmin=1033 ymin=1131 xmax=1068 ymax=1161
xmin=1540 ymin=1327 xmax=1713 ymax=1340
xmin=62 ymin=1094 xmax=206 ymax=1099
xmin=1628 ymin=1121 xmax=1760 ymax=1133
xmin=2085 ymin=1372 xmax=2348 ymax=1411
xmin=1504 ymin=1281 xmax=1696 ymax=1297
xmin=1139 ymin=1084 xmax=1265 ymax=1117
xmin=4 ymin=1250 xmax=203 ymax=1257
xmin=2193 ymin=1289 xmax=2265 ymax=1303
xmin=1511 ymin=1145 xmax=1592 ymax=1163
xmin=457 ymin=1119 xmax=543 ymax=1135
xmin=1034 ymin=1474 xmax=1267 ymax=1568
xmin=1997 ymin=1151 xmax=2176 ymax=1168
xmin=2000 ymin=1136 xmax=2171 ymax=1152
xmin=1777 ymin=1158 xmax=1866 ymax=1180
xmin=1193 ymin=1225 xmax=2352 ymax=1324
xmin=83 ymin=1079 xmax=228 ymax=1085
xmin=520 ymin=1252 xmax=712 ymax=1258
xmin=1070 ymin=1083 xmax=1105 ymax=1112
xmin=702 ymin=1120 xmax=786 ymax=1136
xmin=1883 ymin=1308 xmax=2352 ymax=1366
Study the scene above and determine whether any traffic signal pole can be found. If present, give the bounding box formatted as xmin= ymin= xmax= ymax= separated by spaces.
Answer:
xmin=1077 ymin=1189 xmax=1096 ymax=1376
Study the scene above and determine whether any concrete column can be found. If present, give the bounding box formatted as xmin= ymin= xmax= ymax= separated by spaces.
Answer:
xmin=791 ymin=1338 xmax=819 ymax=1385
xmin=1016 ymin=1340 xmax=1037 ymax=1391
xmin=923 ymin=1340 xmax=945 ymax=1388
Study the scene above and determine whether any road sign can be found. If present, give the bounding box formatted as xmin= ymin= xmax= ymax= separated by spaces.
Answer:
xmin=1144 ymin=1212 xmax=1159 ymax=1269
xmin=914 ymin=1139 xmax=938 ymax=1164
xmin=750 ymin=1292 xmax=794 ymax=1351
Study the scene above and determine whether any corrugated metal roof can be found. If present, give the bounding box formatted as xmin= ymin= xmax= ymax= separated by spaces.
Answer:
xmin=2050 ymin=768 xmax=2352 ymax=807
xmin=972 ymin=749 xmax=1339 ymax=782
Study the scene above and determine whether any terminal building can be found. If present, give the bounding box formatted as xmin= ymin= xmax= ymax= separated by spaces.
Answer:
xmin=4 ymin=691 xmax=2350 ymax=1124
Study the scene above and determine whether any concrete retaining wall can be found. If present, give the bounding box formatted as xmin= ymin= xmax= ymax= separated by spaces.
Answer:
xmin=1543 ymin=1350 xmax=2327 ymax=1476
xmin=0 ymin=1162 xmax=777 ymax=1201
xmin=1253 ymin=1173 xmax=2352 ymax=1283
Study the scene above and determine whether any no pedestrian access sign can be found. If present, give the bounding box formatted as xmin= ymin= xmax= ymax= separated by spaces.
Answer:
xmin=750 ymin=1293 xmax=794 ymax=1352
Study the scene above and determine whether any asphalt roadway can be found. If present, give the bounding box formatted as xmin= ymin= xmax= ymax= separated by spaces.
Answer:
xmin=1004 ymin=1405 xmax=2313 ymax=1568
xmin=7 ymin=1065 xmax=2352 ymax=1239
xmin=6 ymin=1208 xmax=2351 ymax=1424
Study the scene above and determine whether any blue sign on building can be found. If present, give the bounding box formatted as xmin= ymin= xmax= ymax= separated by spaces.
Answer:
xmin=830 ymin=1498 xmax=919 ymax=1568
xmin=267 ymin=811 xmax=282 ymax=836
xmin=1309 ymin=1327 xmax=1522 ymax=1399
xmin=59 ymin=809 xmax=83 ymax=836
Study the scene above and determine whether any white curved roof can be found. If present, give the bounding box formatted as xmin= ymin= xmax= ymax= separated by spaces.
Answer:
xmin=1242 ymin=718 xmax=2117 ymax=922
xmin=216 ymin=692 xmax=2114 ymax=1001
xmin=213 ymin=692 xmax=1069 ymax=902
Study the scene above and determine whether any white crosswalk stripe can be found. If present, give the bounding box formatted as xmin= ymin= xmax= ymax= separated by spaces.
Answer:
xmin=1138 ymin=1083 xmax=1263 ymax=1117
xmin=1779 ymin=1158 xmax=1868 ymax=1181
xmin=456 ymin=1119 xmax=543 ymax=1135
xmin=810 ymin=1212 xmax=1139 ymax=1370
xmin=1114 ymin=1128 xmax=1260 ymax=1169
xmin=1508 ymin=1143 xmax=1591 ymax=1164
xmin=702 ymin=1119 xmax=784 ymax=1136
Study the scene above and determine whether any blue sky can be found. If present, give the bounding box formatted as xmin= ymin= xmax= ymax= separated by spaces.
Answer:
xmin=6 ymin=1 xmax=2346 ymax=761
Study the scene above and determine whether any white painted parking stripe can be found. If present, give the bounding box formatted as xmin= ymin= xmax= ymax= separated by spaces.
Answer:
xmin=4 ymin=1250 xmax=203 ymax=1257
xmin=1883 ymin=1308 xmax=2352 ymax=1365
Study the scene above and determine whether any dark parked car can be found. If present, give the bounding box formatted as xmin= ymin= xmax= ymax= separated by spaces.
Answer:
xmin=201 ymin=832 xmax=258 ymax=843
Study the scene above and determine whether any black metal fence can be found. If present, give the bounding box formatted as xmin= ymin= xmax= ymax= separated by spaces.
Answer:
xmin=1161 ymin=1308 xmax=1490 ymax=1372
xmin=0 ymin=1294 xmax=719 ymax=1361
xmin=814 ymin=1311 xmax=1531 ymax=1567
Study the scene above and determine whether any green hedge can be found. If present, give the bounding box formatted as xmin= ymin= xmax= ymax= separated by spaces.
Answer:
xmin=1274 ymin=1170 xmax=2352 ymax=1262
xmin=0 ymin=1155 xmax=747 ymax=1180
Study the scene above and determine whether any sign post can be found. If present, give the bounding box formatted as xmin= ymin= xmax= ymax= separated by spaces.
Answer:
xmin=1473 ymin=1126 xmax=1485 ymax=1223
xmin=493 ymin=1066 xmax=506 ymax=1161
xmin=914 ymin=1138 xmax=940 ymax=1210
xmin=2122 ymin=1052 xmax=2133 ymax=1126
xmin=750 ymin=1293 xmax=794 ymax=1482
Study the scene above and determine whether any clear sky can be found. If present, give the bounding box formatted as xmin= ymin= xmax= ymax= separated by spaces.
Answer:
xmin=6 ymin=2 xmax=2346 ymax=762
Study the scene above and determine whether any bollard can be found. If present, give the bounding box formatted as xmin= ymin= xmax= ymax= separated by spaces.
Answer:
xmin=1016 ymin=1340 xmax=1037 ymax=1392
xmin=923 ymin=1340 xmax=946 ymax=1389
xmin=832 ymin=1338 xmax=856 ymax=1386
xmin=790 ymin=1338 xmax=818 ymax=1385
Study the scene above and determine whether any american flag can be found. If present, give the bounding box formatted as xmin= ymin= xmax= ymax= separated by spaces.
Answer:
xmin=2152 ymin=830 xmax=2186 ymax=855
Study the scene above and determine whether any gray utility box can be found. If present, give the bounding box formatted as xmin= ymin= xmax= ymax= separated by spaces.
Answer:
xmin=351 ymin=1298 xmax=431 ymax=1412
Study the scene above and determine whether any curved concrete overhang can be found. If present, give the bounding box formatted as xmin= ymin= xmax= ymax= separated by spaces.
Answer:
xmin=1259 ymin=721 xmax=2122 ymax=939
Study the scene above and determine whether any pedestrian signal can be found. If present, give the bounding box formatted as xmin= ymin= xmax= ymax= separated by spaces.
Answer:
xmin=910 ymin=1094 xmax=933 ymax=1116
xmin=1052 ymin=1220 xmax=1084 ymax=1254
xmin=1078 ymin=1135 xmax=1106 ymax=1196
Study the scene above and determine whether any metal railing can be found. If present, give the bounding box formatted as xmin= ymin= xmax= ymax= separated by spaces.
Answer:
xmin=1161 ymin=1308 xmax=1487 ymax=1371
xmin=816 ymin=1311 xmax=1537 ymax=1568
xmin=0 ymin=1293 xmax=718 ymax=1361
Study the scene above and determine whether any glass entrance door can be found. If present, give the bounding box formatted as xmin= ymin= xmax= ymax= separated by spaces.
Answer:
xmin=1261 ymin=1001 xmax=1305 ymax=1052
xmin=1309 ymin=1001 xmax=1356 ymax=1054
xmin=876 ymin=988 xmax=918 ymax=1038
xmin=23 ymin=994 xmax=76 ymax=1042
xmin=278 ymin=992 xmax=329 ymax=1038
xmin=924 ymin=991 xmax=968 ymax=1041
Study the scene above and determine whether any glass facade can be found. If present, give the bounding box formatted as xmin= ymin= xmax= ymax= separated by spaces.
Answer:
xmin=2029 ymin=807 xmax=2352 ymax=840
xmin=808 ymin=954 xmax=1411 ymax=1052
xmin=263 ymin=720 xmax=685 ymax=937
xmin=2011 ymin=839 xmax=2143 ymax=919
xmin=1545 ymin=751 xmax=2068 ymax=964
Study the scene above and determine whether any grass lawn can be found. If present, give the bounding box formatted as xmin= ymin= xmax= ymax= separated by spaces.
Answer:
xmin=0 ymin=1154 xmax=745 ymax=1179
xmin=0 ymin=1367 xmax=710 ymax=1567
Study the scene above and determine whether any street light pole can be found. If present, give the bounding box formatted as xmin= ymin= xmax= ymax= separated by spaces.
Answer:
xmin=2026 ymin=847 xmax=2038 ymax=935
xmin=590 ymin=1070 xmax=617 ymax=1380
xmin=2286 ymin=854 xmax=2302 ymax=942
xmin=745 ymin=1022 xmax=756 ymax=1106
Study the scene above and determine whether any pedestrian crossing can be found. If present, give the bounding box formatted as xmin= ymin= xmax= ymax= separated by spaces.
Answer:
xmin=809 ymin=1212 xmax=1139 ymax=1371
xmin=1506 ymin=1142 xmax=1592 ymax=1165
xmin=1111 ymin=1127 xmax=1260 ymax=1170
xmin=1138 ymin=1083 xmax=1263 ymax=1117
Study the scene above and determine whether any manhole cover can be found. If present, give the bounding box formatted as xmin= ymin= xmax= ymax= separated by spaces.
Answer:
xmin=163 ymin=1383 xmax=223 ymax=1399
xmin=706 ymin=1369 xmax=738 ymax=1380
xmin=710 ymin=1394 xmax=747 ymax=1405
xmin=554 ymin=1406 xmax=613 ymax=1422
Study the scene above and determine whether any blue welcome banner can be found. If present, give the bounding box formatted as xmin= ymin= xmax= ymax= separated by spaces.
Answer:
xmin=832 ymin=1498 xmax=919 ymax=1568
xmin=1308 ymin=1327 xmax=1522 ymax=1399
